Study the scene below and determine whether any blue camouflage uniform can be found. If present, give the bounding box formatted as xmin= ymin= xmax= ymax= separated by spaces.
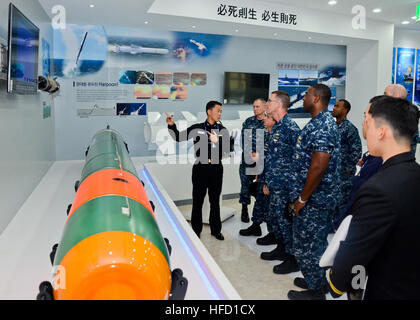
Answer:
xmin=336 ymin=118 xmax=362 ymax=219
xmin=251 ymin=126 xmax=271 ymax=226
xmin=239 ymin=116 xmax=265 ymax=205
xmin=262 ymin=114 xmax=300 ymax=253
xmin=289 ymin=110 xmax=341 ymax=291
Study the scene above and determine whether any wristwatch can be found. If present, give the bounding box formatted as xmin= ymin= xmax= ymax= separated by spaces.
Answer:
xmin=298 ymin=196 xmax=308 ymax=204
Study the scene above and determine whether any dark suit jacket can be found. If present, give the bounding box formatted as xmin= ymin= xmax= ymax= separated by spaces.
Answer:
xmin=330 ymin=152 xmax=420 ymax=300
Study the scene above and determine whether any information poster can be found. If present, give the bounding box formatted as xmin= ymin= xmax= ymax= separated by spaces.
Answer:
xmin=415 ymin=49 xmax=420 ymax=108
xmin=396 ymin=47 xmax=415 ymax=102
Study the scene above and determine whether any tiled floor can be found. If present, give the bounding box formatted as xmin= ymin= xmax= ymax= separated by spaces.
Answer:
xmin=177 ymin=198 xmax=346 ymax=300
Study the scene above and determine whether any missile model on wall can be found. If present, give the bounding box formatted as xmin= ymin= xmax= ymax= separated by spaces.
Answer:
xmin=37 ymin=127 xmax=187 ymax=300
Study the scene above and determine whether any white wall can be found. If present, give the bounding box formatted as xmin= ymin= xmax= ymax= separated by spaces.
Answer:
xmin=0 ymin=0 xmax=55 ymax=234
xmin=345 ymin=40 xmax=381 ymax=143
xmin=394 ymin=28 xmax=420 ymax=48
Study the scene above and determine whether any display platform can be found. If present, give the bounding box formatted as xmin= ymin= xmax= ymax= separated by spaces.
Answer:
xmin=0 ymin=158 xmax=240 ymax=300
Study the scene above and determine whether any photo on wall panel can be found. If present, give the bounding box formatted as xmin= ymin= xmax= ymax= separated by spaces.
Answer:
xmin=191 ymin=73 xmax=207 ymax=86
xmin=318 ymin=65 xmax=346 ymax=86
xmin=155 ymin=72 xmax=173 ymax=85
xmin=278 ymin=85 xmax=310 ymax=117
xmin=134 ymin=85 xmax=153 ymax=99
xmin=170 ymin=86 xmax=188 ymax=100
xmin=119 ymin=70 xmax=137 ymax=84
xmin=278 ymin=69 xmax=299 ymax=86
xmin=117 ymin=103 xmax=147 ymax=116
xmin=299 ymin=70 xmax=318 ymax=86
xmin=136 ymin=71 xmax=155 ymax=84
xmin=53 ymin=24 xmax=107 ymax=78
xmin=153 ymin=86 xmax=171 ymax=99
xmin=173 ymin=72 xmax=190 ymax=85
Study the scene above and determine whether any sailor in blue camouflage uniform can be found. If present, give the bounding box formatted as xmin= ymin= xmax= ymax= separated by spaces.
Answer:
xmin=332 ymin=99 xmax=362 ymax=223
xmin=287 ymin=84 xmax=341 ymax=300
xmin=239 ymin=114 xmax=275 ymax=239
xmin=239 ymin=98 xmax=266 ymax=223
xmin=259 ymin=91 xmax=301 ymax=271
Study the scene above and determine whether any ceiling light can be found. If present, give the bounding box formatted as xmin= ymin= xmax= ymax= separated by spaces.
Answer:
xmin=328 ymin=1 xmax=337 ymax=5
xmin=235 ymin=29 xmax=239 ymax=32
xmin=412 ymin=16 xmax=417 ymax=20
xmin=89 ymin=4 xmax=95 ymax=8
xmin=274 ymin=33 xmax=277 ymax=36
xmin=192 ymin=25 xmax=196 ymax=28
xmin=308 ymin=36 xmax=312 ymax=40
xmin=372 ymin=8 xmax=381 ymax=13
xmin=144 ymin=21 xmax=149 ymax=24
xmin=402 ymin=21 xmax=410 ymax=25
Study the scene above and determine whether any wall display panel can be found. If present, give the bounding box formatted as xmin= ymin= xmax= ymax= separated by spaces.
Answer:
xmin=415 ymin=49 xmax=420 ymax=108
xmin=396 ymin=47 xmax=415 ymax=102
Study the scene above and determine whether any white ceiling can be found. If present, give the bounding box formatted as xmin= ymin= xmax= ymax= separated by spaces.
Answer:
xmin=37 ymin=0 xmax=420 ymax=43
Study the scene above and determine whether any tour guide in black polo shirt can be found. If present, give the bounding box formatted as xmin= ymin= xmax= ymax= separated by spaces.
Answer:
xmin=166 ymin=101 xmax=231 ymax=240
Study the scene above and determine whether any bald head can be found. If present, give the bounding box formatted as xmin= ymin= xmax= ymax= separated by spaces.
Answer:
xmin=384 ymin=84 xmax=408 ymax=99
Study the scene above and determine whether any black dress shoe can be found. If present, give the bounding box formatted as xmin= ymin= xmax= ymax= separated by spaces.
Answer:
xmin=256 ymin=232 xmax=277 ymax=246
xmin=211 ymin=233 xmax=224 ymax=241
xmin=293 ymin=277 xmax=329 ymax=294
xmin=293 ymin=277 xmax=308 ymax=289
xmin=273 ymin=256 xmax=300 ymax=274
xmin=260 ymin=244 xmax=287 ymax=261
xmin=239 ymin=223 xmax=262 ymax=236
xmin=287 ymin=289 xmax=326 ymax=300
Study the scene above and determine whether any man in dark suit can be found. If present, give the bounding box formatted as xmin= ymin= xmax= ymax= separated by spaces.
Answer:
xmin=166 ymin=101 xmax=231 ymax=240
xmin=328 ymin=96 xmax=420 ymax=300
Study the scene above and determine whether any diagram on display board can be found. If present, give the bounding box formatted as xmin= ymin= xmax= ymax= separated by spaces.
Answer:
xmin=52 ymin=23 xmax=226 ymax=117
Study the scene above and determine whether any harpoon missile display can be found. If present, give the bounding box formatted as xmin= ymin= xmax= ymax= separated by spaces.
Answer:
xmin=37 ymin=127 xmax=187 ymax=300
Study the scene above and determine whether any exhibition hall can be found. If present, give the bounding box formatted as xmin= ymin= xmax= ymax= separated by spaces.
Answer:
xmin=0 ymin=0 xmax=419 ymax=301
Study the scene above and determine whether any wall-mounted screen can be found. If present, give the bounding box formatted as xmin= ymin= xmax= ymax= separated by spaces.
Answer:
xmin=7 ymin=3 xmax=40 ymax=94
xmin=224 ymin=72 xmax=270 ymax=105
